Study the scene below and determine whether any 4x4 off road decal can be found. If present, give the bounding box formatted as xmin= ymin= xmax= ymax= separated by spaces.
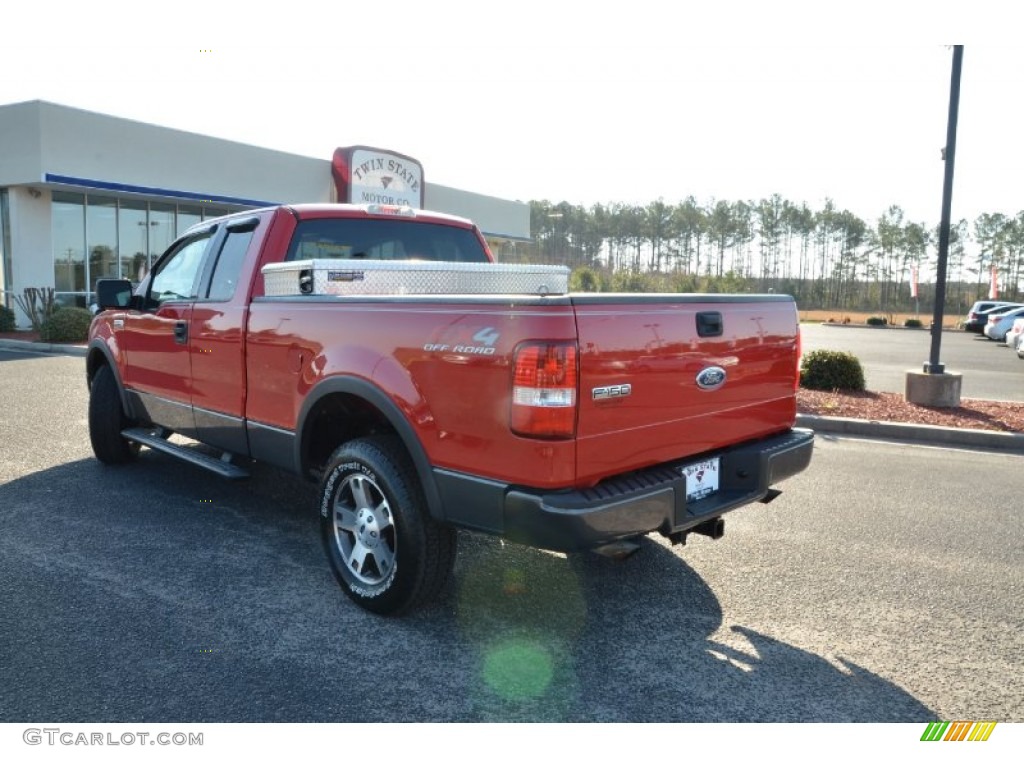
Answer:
xmin=473 ymin=327 xmax=500 ymax=347
xmin=423 ymin=326 xmax=500 ymax=356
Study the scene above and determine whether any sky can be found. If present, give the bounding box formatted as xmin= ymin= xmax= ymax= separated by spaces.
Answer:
xmin=3 ymin=1 xmax=1024 ymax=228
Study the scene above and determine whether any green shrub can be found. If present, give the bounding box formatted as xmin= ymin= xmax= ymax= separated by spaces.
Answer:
xmin=569 ymin=266 xmax=605 ymax=292
xmin=866 ymin=316 xmax=887 ymax=326
xmin=800 ymin=349 xmax=866 ymax=391
xmin=0 ymin=304 xmax=15 ymax=332
xmin=609 ymin=271 xmax=651 ymax=293
xmin=40 ymin=307 xmax=93 ymax=343
xmin=670 ymin=272 xmax=700 ymax=294
xmin=903 ymin=318 xmax=923 ymax=328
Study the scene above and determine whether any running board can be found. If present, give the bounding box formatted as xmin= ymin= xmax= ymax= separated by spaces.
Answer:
xmin=121 ymin=428 xmax=250 ymax=479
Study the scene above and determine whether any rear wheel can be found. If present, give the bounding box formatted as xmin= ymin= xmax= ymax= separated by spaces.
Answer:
xmin=319 ymin=435 xmax=456 ymax=615
xmin=88 ymin=365 xmax=138 ymax=464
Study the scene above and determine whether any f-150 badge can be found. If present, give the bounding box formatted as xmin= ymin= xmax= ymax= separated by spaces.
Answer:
xmin=592 ymin=384 xmax=631 ymax=400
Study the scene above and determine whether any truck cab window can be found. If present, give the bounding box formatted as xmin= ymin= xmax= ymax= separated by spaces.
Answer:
xmin=148 ymin=235 xmax=212 ymax=306
xmin=207 ymin=229 xmax=255 ymax=301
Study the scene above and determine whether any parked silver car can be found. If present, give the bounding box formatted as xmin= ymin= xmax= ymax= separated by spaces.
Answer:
xmin=965 ymin=300 xmax=1023 ymax=333
xmin=984 ymin=305 xmax=1024 ymax=342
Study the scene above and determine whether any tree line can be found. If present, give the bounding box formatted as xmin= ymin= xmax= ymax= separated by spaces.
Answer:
xmin=509 ymin=197 xmax=1024 ymax=313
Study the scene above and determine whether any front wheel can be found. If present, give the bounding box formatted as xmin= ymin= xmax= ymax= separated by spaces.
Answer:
xmin=88 ymin=365 xmax=138 ymax=464
xmin=319 ymin=436 xmax=456 ymax=615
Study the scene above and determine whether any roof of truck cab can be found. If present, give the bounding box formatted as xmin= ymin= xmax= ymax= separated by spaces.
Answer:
xmin=284 ymin=203 xmax=476 ymax=228
xmin=181 ymin=204 xmax=479 ymax=240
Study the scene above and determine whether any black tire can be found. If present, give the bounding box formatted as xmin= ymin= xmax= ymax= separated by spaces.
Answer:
xmin=319 ymin=435 xmax=456 ymax=615
xmin=88 ymin=365 xmax=138 ymax=464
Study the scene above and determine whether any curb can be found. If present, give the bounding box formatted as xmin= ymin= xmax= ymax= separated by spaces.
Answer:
xmin=796 ymin=413 xmax=1024 ymax=453
xmin=0 ymin=338 xmax=87 ymax=357
xmin=815 ymin=322 xmax=964 ymax=332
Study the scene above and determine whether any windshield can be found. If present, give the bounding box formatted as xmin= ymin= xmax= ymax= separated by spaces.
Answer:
xmin=286 ymin=218 xmax=489 ymax=263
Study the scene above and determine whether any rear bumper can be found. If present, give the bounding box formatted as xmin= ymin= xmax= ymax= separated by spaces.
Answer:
xmin=434 ymin=428 xmax=814 ymax=552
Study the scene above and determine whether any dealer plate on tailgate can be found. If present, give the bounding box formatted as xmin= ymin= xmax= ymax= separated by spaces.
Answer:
xmin=680 ymin=457 xmax=720 ymax=502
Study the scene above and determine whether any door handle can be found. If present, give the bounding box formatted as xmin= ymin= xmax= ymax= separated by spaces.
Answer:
xmin=174 ymin=321 xmax=188 ymax=345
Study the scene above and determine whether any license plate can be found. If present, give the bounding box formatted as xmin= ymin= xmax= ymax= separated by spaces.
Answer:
xmin=681 ymin=457 xmax=720 ymax=502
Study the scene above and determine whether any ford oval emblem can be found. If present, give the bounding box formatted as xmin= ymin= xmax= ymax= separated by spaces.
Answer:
xmin=695 ymin=366 xmax=727 ymax=391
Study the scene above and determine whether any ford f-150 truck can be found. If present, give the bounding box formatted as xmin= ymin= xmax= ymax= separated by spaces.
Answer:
xmin=87 ymin=203 xmax=813 ymax=615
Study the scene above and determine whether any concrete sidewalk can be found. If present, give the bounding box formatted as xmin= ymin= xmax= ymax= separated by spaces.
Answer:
xmin=2 ymin=337 xmax=1021 ymax=454
xmin=795 ymin=414 xmax=1024 ymax=453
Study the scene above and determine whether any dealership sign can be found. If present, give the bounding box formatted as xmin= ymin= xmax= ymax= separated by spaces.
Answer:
xmin=332 ymin=146 xmax=424 ymax=208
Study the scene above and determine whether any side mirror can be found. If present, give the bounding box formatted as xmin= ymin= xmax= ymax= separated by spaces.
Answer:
xmin=95 ymin=279 xmax=134 ymax=310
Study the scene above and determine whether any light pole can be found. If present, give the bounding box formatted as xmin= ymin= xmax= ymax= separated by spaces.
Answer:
xmin=906 ymin=45 xmax=964 ymax=408
xmin=926 ymin=44 xmax=963 ymax=374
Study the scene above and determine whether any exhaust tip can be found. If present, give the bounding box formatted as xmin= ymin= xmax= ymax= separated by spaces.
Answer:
xmin=591 ymin=539 xmax=642 ymax=560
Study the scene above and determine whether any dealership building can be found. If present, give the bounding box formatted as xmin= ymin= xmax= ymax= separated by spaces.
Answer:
xmin=0 ymin=100 xmax=530 ymax=323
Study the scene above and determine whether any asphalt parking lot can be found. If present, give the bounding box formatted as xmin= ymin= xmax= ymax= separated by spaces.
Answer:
xmin=800 ymin=324 xmax=1022 ymax=401
xmin=1 ymin=351 xmax=1021 ymax=722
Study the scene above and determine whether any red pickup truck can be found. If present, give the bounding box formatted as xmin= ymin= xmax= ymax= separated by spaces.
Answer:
xmin=87 ymin=203 xmax=813 ymax=615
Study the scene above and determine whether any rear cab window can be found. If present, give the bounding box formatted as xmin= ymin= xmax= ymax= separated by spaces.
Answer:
xmin=285 ymin=218 xmax=489 ymax=263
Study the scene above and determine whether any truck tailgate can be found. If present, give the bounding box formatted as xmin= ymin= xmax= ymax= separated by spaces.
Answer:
xmin=572 ymin=294 xmax=799 ymax=485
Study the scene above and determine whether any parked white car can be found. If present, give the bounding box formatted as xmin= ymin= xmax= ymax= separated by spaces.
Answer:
xmin=1006 ymin=317 xmax=1024 ymax=352
xmin=984 ymin=305 xmax=1024 ymax=341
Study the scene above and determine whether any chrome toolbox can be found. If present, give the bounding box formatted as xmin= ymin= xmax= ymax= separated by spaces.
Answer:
xmin=262 ymin=259 xmax=570 ymax=297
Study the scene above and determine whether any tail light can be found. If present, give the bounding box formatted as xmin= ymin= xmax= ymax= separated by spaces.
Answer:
xmin=795 ymin=328 xmax=802 ymax=392
xmin=510 ymin=342 xmax=577 ymax=438
xmin=364 ymin=203 xmax=416 ymax=217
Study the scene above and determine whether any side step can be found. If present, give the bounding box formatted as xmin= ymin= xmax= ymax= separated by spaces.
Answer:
xmin=122 ymin=428 xmax=250 ymax=480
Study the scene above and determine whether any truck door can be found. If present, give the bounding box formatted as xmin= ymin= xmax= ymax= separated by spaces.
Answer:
xmin=121 ymin=228 xmax=217 ymax=437
xmin=188 ymin=216 xmax=262 ymax=455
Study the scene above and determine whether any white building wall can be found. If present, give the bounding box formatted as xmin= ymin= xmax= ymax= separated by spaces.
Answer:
xmin=36 ymin=102 xmax=330 ymax=205
xmin=7 ymin=186 xmax=54 ymax=326
xmin=1 ymin=102 xmax=531 ymax=240
xmin=0 ymin=102 xmax=42 ymax=185
xmin=425 ymin=183 xmax=530 ymax=241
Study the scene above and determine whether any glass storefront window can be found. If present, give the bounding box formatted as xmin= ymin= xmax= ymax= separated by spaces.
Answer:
xmin=149 ymin=203 xmax=176 ymax=267
xmin=53 ymin=192 xmax=86 ymax=293
xmin=39 ymin=193 xmax=248 ymax=301
xmin=177 ymin=205 xmax=202 ymax=236
xmin=87 ymin=196 xmax=119 ymax=290
xmin=118 ymin=200 xmax=148 ymax=283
